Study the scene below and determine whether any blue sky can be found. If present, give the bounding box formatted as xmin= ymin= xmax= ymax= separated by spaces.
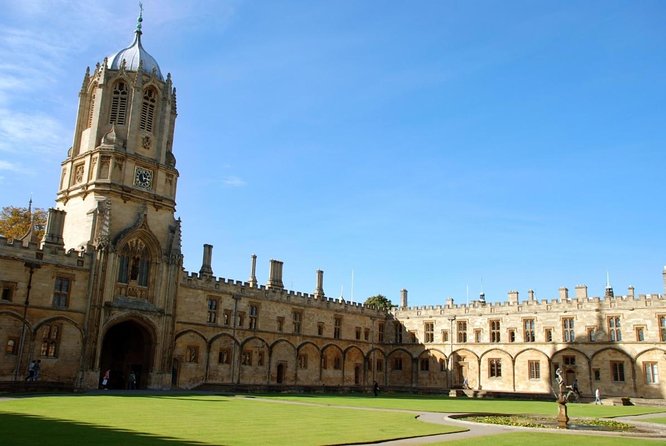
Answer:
xmin=1 ymin=1 xmax=665 ymax=306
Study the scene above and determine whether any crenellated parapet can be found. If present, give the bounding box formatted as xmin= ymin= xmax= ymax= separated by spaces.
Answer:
xmin=180 ymin=270 xmax=384 ymax=316
xmin=393 ymin=286 xmax=665 ymax=317
xmin=0 ymin=235 xmax=91 ymax=269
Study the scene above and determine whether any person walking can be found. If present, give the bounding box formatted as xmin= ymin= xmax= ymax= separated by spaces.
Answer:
xmin=102 ymin=369 xmax=110 ymax=390
xmin=373 ymin=381 xmax=380 ymax=397
xmin=128 ymin=370 xmax=137 ymax=390
xmin=595 ymin=387 xmax=601 ymax=405
xmin=33 ymin=360 xmax=41 ymax=381
xmin=25 ymin=360 xmax=36 ymax=382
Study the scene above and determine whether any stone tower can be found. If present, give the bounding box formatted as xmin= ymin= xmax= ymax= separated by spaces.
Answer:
xmin=55 ymin=11 xmax=183 ymax=389
xmin=56 ymin=12 xmax=179 ymax=252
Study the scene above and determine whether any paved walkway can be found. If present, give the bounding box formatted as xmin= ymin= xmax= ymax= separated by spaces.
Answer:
xmin=245 ymin=396 xmax=666 ymax=444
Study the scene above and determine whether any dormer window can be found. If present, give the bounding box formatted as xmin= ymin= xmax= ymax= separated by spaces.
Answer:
xmin=140 ymin=87 xmax=157 ymax=132
xmin=109 ymin=81 xmax=128 ymax=125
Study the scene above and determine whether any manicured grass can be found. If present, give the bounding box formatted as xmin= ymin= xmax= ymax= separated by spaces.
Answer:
xmin=1 ymin=393 xmax=664 ymax=445
xmin=0 ymin=393 xmax=461 ymax=446
xmin=643 ymin=417 xmax=666 ymax=425
xmin=258 ymin=393 xmax=666 ymax=418
xmin=434 ymin=432 xmax=665 ymax=445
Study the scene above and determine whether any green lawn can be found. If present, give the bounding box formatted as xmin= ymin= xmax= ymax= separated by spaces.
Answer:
xmin=0 ymin=393 xmax=460 ymax=446
xmin=258 ymin=393 xmax=666 ymax=418
xmin=435 ymin=432 xmax=665 ymax=445
xmin=0 ymin=393 xmax=663 ymax=446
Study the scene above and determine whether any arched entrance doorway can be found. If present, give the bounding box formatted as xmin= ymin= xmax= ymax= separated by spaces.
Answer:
xmin=276 ymin=362 xmax=286 ymax=384
xmin=100 ymin=320 xmax=154 ymax=389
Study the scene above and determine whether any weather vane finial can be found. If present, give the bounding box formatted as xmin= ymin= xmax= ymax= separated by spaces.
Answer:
xmin=136 ymin=2 xmax=144 ymax=33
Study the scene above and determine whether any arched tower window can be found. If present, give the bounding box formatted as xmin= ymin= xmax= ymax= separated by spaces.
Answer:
xmin=140 ymin=87 xmax=157 ymax=133
xmin=109 ymin=80 xmax=128 ymax=125
xmin=86 ymin=83 xmax=97 ymax=128
xmin=117 ymin=238 xmax=150 ymax=288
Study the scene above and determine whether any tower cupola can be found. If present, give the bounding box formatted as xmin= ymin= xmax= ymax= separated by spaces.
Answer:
xmin=106 ymin=10 xmax=163 ymax=80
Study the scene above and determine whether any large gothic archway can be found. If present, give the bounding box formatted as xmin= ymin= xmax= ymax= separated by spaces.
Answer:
xmin=100 ymin=320 xmax=155 ymax=389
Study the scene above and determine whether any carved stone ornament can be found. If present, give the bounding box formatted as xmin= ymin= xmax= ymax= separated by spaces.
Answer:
xmin=142 ymin=135 xmax=151 ymax=149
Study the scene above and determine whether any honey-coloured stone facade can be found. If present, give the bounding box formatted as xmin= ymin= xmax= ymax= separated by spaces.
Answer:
xmin=1 ymin=18 xmax=665 ymax=400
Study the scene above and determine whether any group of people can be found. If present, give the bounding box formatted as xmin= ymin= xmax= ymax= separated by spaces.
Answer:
xmin=100 ymin=369 xmax=137 ymax=390
xmin=25 ymin=360 xmax=41 ymax=381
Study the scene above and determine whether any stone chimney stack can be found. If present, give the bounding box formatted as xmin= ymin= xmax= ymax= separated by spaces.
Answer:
xmin=267 ymin=259 xmax=284 ymax=289
xmin=248 ymin=254 xmax=258 ymax=287
xmin=663 ymin=266 xmax=666 ymax=295
xmin=314 ymin=269 xmax=325 ymax=299
xmin=528 ymin=289 xmax=535 ymax=302
xmin=628 ymin=285 xmax=635 ymax=298
xmin=199 ymin=244 xmax=213 ymax=277
xmin=400 ymin=289 xmax=408 ymax=308
xmin=41 ymin=208 xmax=66 ymax=249
xmin=446 ymin=296 xmax=454 ymax=308
xmin=559 ymin=287 xmax=569 ymax=301
xmin=508 ymin=290 xmax=519 ymax=305
xmin=575 ymin=285 xmax=588 ymax=300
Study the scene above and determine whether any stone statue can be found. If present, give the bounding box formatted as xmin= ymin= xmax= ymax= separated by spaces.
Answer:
xmin=555 ymin=367 xmax=569 ymax=428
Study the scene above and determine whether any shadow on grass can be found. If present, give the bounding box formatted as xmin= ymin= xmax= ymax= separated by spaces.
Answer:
xmin=0 ymin=413 xmax=206 ymax=446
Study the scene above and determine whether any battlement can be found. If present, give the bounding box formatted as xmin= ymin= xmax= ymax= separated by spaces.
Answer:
xmin=181 ymin=269 xmax=382 ymax=315
xmin=0 ymin=236 xmax=90 ymax=269
xmin=394 ymin=287 xmax=665 ymax=317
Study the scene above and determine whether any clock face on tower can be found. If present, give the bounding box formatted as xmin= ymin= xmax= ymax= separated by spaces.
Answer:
xmin=134 ymin=167 xmax=153 ymax=189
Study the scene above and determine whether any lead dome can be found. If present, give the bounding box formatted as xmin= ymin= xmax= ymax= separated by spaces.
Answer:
xmin=106 ymin=14 xmax=163 ymax=80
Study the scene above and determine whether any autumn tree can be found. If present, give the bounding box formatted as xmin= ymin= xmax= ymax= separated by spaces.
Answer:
xmin=0 ymin=206 xmax=47 ymax=241
xmin=364 ymin=294 xmax=394 ymax=312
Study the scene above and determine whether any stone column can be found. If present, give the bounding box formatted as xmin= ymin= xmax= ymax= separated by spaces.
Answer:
xmin=267 ymin=259 xmax=284 ymax=289
xmin=248 ymin=254 xmax=258 ymax=287
xmin=507 ymin=290 xmax=519 ymax=305
xmin=575 ymin=285 xmax=588 ymax=300
xmin=527 ymin=289 xmax=535 ymax=302
xmin=199 ymin=244 xmax=213 ymax=277
xmin=314 ymin=270 xmax=324 ymax=299
xmin=400 ymin=289 xmax=408 ymax=308
xmin=41 ymin=208 xmax=66 ymax=248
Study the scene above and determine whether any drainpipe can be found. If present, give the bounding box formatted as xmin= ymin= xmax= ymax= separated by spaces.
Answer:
xmin=15 ymin=262 xmax=41 ymax=382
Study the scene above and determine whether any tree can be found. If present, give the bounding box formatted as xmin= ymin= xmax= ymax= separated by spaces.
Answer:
xmin=364 ymin=294 xmax=394 ymax=312
xmin=0 ymin=206 xmax=47 ymax=241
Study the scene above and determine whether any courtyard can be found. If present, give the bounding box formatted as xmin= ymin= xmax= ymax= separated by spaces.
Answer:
xmin=1 ymin=392 xmax=665 ymax=445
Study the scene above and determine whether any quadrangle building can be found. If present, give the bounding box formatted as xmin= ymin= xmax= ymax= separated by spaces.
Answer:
xmin=1 ymin=18 xmax=665 ymax=399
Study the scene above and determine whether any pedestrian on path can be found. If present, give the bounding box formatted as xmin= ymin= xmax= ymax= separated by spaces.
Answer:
xmin=128 ymin=370 xmax=137 ymax=390
xmin=595 ymin=387 xmax=601 ymax=405
xmin=102 ymin=369 xmax=110 ymax=389
xmin=33 ymin=360 xmax=41 ymax=381
xmin=25 ymin=360 xmax=36 ymax=381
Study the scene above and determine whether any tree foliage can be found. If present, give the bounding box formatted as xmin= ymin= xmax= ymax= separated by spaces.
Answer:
xmin=364 ymin=294 xmax=394 ymax=311
xmin=0 ymin=206 xmax=47 ymax=241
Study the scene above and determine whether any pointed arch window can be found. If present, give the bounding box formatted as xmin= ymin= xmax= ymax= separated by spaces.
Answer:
xmin=86 ymin=83 xmax=97 ymax=128
xmin=117 ymin=239 xmax=150 ymax=287
xmin=109 ymin=81 xmax=128 ymax=125
xmin=140 ymin=87 xmax=157 ymax=132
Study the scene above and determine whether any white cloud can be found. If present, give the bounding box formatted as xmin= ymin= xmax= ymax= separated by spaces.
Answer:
xmin=0 ymin=160 xmax=25 ymax=172
xmin=223 ymin=176 xmax=247 ymax=188
xmin=0 ymin=109 xmax=68 ymax=154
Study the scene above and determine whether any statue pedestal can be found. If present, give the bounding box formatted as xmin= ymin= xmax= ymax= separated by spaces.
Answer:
xmin=557 ymin=402 xmax=569 ymax=429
